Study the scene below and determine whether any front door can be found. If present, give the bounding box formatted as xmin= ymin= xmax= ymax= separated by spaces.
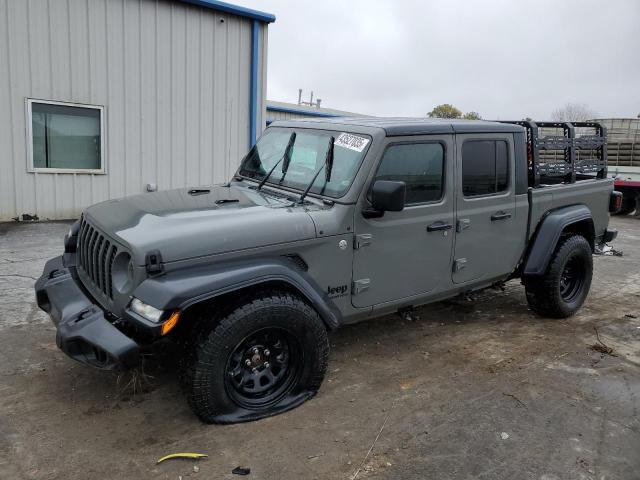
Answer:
xmin=352 ymin=136 xmax=455 ymax=308
xmin=452 ymin=134 xmax=520 ymax=284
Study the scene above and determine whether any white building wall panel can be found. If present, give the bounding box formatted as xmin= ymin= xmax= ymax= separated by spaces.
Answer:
xmin=0 ymin=0 xmax=267 ymax=221
xmin=267 ymin=109 xmax=316 ymax=122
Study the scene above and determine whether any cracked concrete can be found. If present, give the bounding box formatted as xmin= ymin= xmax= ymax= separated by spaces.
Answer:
xmin=0 ymin=217 xmax=638 ymax=479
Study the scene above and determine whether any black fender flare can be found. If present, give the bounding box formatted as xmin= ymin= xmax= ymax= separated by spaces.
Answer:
xmin=524 ymin=204 xmax=594 ymax=276
xmin=131 ymin=257 xmax=342 ymax=330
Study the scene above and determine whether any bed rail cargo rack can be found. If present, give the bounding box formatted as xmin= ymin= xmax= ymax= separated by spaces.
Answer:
xmin=498 ymin=121 xmax=607 ymax=188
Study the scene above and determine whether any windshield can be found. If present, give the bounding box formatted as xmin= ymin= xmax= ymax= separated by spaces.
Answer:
xmin=238 ymin=127 xmax=371 ymax=198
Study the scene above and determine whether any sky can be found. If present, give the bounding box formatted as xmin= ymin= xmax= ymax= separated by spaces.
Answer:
xmin=238 ymin=0 xmax=640 ymax=120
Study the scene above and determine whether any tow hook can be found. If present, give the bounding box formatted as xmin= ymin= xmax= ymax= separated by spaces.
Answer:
xmin=74 ymin=307 xmax=96 ymax=324
xmin=49 ymin=268 xmax=67 ymax=279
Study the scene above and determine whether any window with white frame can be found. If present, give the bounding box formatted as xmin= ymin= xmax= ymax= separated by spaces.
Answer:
xmin=27 ymin=99 xmax=104 ymax=173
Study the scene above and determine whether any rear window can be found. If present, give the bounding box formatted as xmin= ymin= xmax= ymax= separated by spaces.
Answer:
xmin=462 ymin=140 xmax=509 ymax=197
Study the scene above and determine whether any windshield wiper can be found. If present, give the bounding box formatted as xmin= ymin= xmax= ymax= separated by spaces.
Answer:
xmin=298 ymin=136 xmax=334 ymax=204
xmin=256 ymin=132 xmax=296 ymax=191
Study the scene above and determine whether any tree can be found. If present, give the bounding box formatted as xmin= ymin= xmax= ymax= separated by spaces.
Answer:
xmin=428 ymin=104 xmax=462 ymax=119
xmin=551 ymin=103 xmax=596 ymax=122
xmin=463 ymin=111 xmax=481 ymax=120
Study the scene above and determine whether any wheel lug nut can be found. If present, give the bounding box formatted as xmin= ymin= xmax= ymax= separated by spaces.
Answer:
xmin=264 ymin=349 xmax=270 ymax=357
xmin=245 ymin=359 xmax=251 ymax=366
xmin=264 ymin=362 xmax=270 ymax=368
xmin=252 ymin=347 xmax=259 ymax=354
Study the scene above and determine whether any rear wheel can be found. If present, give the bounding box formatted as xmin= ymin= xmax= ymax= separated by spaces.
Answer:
xmin=181 ymin=291 xmax=329 ymax=424
xmin=524 ymin=235 xmax=593 ymax=318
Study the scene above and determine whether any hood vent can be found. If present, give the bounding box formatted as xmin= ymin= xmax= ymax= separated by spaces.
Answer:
xmin=188 ymin=188 xmax=210 ymax=196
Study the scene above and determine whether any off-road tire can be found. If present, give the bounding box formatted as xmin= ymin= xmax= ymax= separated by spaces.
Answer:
xmin=524 ymin=235 xmax=593 ymax=318
xmin=181 ymin=291 xmax=329 ymax=424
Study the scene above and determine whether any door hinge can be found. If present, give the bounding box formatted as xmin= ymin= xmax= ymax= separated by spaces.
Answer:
xmin=352 ymin=278 xmax=371 ymax=295
xmin=456 ymin=218 xmax=471 ymax=232
xmin=354 ymin=233 xmax=372 ymax=250
xmin=453 ymin=258 xmax=467 ymax=273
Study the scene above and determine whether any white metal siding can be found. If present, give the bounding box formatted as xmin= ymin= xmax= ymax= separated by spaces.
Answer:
xmin=267 ymin=109 xmax=319 ymax=122
xmin=0 ymin=0 xmax=267 ymax=221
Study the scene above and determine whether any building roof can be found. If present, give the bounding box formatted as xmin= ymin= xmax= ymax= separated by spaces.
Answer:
xmin=266 ymin=100 xmax=367 ymax=118
xmin=177 ymin=0 xmax=275 ymax=23
xmin=271 ymin=117 xmax=524 ymax=136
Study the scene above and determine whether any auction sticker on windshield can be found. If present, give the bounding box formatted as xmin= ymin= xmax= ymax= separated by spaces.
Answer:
xmin=335 ymin=133 xmax=370 ymax=153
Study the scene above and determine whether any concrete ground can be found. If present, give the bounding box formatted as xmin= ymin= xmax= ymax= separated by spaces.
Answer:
xmin=0 ymin=217 xmax=639 ymax=480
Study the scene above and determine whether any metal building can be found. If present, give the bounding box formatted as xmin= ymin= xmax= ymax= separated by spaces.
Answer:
xmin=266 ymin=100 xmax=366 ymax=124
xmin=0 ymin=0 xmax=274 ymax=221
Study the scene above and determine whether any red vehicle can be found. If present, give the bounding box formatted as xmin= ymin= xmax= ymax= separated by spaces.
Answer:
xmin=610 ymin=167 xmax=639 ymax=215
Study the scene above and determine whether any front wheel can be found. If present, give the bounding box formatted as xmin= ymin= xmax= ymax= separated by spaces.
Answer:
xmin=181 ymin=291 xmax=329 ymax=424
xmin=524 ymin=235 xmax=593 ymax=318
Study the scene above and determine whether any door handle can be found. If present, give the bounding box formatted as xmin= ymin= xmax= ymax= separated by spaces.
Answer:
xmin=491 ymin=212 xmax=512 ymax=221
xmin=427 ymin=221 xmax=453 ymax=232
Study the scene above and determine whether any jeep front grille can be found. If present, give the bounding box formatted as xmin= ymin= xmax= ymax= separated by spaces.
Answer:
xmin=77 ymin=220 xmax=118 ymax=300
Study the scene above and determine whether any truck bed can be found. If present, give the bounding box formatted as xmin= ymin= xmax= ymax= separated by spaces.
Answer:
xmin=529 ymin=178 xmax=614 ymax=242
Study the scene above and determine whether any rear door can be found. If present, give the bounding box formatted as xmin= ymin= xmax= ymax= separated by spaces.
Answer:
xmin=352 ymin=136 xmax=455 ymax=308
xmin=452 ymin=134 xmax=521 ymax=284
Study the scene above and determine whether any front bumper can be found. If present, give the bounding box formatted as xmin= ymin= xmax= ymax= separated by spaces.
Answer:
xmin=35 ymin=256 xmax=139 ymax=370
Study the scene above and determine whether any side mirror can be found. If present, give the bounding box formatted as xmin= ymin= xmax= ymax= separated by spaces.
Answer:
xmin=363 ymin=180 xmax=406 ymax=218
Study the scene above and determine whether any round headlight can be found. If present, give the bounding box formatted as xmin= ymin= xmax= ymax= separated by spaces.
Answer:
xmin=112 ymin=252 xmax=134 ymax=294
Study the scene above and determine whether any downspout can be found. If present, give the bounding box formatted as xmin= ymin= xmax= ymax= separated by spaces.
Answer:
xmin=249 ymin=20 xmax=259 ymax=147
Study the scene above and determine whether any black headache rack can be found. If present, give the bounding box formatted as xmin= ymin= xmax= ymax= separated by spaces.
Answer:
xmin=498 ymin=121 xmax=607 ymax=188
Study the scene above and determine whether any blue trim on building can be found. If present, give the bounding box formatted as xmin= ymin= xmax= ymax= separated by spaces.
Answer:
xmin=249 ymin=20 xmax=259 ymax=147
xmin=266 ymin=105 xmax=341 ymax=118
xmin=177 ymin=0 xmax=275 ymax=23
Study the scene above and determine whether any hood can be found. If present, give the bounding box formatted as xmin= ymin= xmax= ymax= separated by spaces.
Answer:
xmin=84 ymin=184 xmax=317 ymax=264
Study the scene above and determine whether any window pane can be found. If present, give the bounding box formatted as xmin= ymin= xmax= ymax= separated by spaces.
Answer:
xmin=462 ymin=140 xmax=496 ymax=196
xmin=375 ymin=143 xmax=444 ymax=204
xmin=496 ymin=140 xmax=509 ymax=192
xmin=31 ymin=102 xmax=101 ymax=170
xmin=32 ymin=112 xmax=47 ymax=168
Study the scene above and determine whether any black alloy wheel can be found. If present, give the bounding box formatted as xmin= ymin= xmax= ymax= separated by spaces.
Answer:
xmin=559 ymin=256 xmax=586 ymax=303
xmin=225 ymin=328 xmax=302 ymax=409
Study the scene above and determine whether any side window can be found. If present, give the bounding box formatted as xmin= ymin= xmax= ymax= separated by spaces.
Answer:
xmin=462 ymin=140 xmax=509 ymax=197
xmin=375 ymin=143 xmax=444 ymax=205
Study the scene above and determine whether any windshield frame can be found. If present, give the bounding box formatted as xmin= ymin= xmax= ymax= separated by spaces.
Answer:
xmin=237 ymin=126 xmax=374 ymax=201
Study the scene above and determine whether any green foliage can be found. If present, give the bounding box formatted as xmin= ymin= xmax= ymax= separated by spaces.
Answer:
xmin=428 ymin=104 xmax=481 ymax=120
xmin=462 ymin=111 xmax=481 ymax=120
xmin=428 ymin=104 xmax=462 ymax=119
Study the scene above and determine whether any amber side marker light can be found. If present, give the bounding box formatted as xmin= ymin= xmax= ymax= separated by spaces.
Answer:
xmin=161 ymin=311 xmax=181 ymax=336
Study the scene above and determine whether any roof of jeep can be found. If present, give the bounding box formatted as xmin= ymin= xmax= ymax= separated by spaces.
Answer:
xmin=269 ymin=117 xmax=524 ymax=136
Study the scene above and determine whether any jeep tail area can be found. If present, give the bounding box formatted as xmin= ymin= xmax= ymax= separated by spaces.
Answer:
xmin=35 ymin=118 xmax=620 ymax=423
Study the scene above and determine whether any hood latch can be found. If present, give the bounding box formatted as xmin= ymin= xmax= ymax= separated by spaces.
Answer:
xmin=145 ymin=250 xmax=164 ymax=276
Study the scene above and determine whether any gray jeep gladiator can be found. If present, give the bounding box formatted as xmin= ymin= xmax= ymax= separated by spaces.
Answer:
xmin=36 ymin=118 xmax=620 ymax=423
